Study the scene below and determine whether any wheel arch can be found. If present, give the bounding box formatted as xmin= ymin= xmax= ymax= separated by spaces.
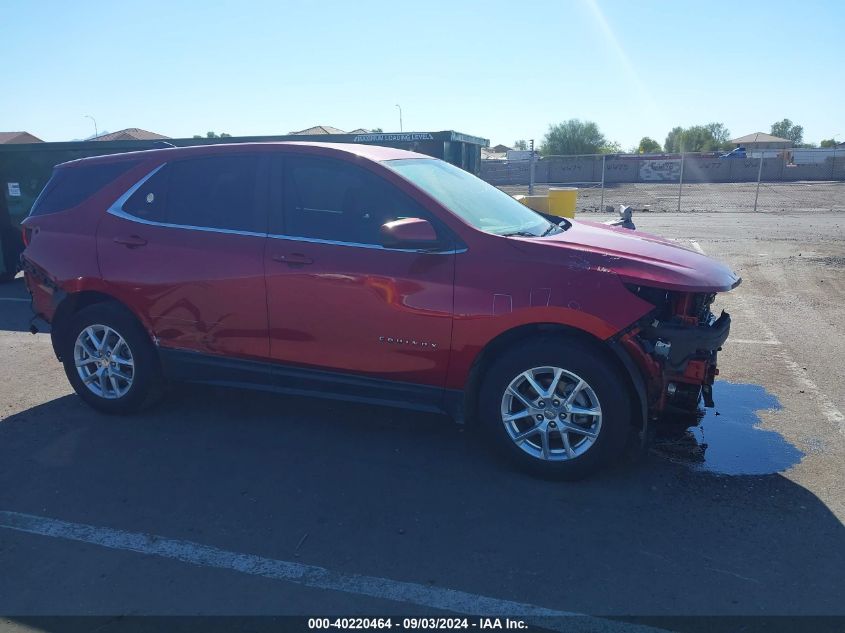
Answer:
xmin=458 ymin=322 xmax=647 ymax=431
xmin=50 ymin=290 xmax=153 ymax=361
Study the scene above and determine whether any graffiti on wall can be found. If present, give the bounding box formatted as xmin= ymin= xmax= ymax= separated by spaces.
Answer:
xmin=640 ymin=159 xmax=681 ymax=182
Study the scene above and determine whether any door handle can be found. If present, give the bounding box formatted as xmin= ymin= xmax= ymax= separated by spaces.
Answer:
xmin=272 ymin=253 xmax=313 ymax=265
xmin=113 ymin=235 xmax=148 ymax=248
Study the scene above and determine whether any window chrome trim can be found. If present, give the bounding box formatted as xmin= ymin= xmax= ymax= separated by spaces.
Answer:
xmin=108 ymin=206 xmax=267 ymax=238
xmin=106 ymin=163 xmax=266 ymax=238
xmin=266 ymin=232 xmax=466 ymax=255
xmin=107 ymin=163 xmax=466 ymax=253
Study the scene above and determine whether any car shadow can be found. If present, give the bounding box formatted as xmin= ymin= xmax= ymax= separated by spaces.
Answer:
xmin=0 ymin=276 xmax=34 ymax=333
xmin=0 ymin=384 xmax=843 ymax=620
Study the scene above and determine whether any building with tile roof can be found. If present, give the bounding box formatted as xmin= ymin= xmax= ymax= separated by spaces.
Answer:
xmin=0 ymin=132 xmax=43 ymax=144
xmin=89 ymin=128 xmax=169 ymax=142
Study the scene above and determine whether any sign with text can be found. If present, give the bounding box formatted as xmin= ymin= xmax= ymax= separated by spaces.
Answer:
xmin=352 ymin=133 xmax=434 ymax=143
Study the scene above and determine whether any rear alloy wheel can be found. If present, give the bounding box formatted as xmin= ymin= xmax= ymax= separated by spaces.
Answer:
xmin=62 ymin=302 xmax=162 ymax=414
xmin=479 ymin=337 xmax=631 ymax=479
xmin=74 ymin=324 xmax=136 ymax=400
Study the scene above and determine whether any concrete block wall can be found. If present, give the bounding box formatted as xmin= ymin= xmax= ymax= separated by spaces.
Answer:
xmin=481 ymin=153 xmax=844 ymax=186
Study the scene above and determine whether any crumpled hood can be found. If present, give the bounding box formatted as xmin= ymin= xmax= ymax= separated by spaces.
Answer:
xmin=530 ymin=219 xmax=741 ymax=292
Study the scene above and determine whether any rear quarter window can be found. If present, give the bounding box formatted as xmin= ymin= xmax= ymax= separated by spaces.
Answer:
xmin=122 ymin=154 xmax=265 ymax=233
xmin=30 ymin=160 xmax=140 ymax=217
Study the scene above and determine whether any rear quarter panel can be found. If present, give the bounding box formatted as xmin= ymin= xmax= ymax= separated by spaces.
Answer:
xmin=21 ymin=160 xmax=160 ymax=323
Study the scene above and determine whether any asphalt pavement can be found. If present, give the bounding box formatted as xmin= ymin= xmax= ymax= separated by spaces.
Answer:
xmin=1 ymin=211 xmax=843 ymax=631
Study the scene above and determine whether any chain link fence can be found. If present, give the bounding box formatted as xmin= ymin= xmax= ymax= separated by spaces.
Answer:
xmin=488 ymin=149 xmax=845 ymax=215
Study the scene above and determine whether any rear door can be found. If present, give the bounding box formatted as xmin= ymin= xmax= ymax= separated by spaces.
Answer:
xmin=97 ymin=153 xmax=270 ymax=359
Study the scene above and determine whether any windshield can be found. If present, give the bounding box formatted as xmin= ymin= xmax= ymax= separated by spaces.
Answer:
xmin=384 ymin=158 xmax=560 ymax=237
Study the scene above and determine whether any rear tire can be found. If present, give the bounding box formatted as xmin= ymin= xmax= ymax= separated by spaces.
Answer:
xmin=478 ymin=336 xmax=632 ymax=480
xmin=61 ymin=302 xmax=163 ymax=414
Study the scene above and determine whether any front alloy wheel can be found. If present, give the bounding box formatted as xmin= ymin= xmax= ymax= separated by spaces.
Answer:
xmin=478 ymin=336 xmax=631 ymax=479
xmin=501 ymin=366 xmax=602 ymax=461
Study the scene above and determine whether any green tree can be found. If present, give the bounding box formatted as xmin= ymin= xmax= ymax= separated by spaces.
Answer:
xmin=820 ymin=138 xmax=837 ymax=148
xmin=193 ymin=131 xmax=232 ymax=139
xmin=370 ymin=127 xmax=384 ymax=133
xmin=664 ymin=127 xmax=684 ymax=152
xmin=601 ymin=140 xmax=622 ymax=154
xmin=540 ymin=119 xmax=609 ymax=156
xmin=513 ymin=139 xmax=528 ymax=150
xmin=705 ymin=122 xmax=731 ymax=149
xmin=637 ymin=136 xmax=662 ymax=154
xmin=770 ymin=119 xmax=803 ymax=145
xmin=664 ymin=123 xmax=731 ymax=152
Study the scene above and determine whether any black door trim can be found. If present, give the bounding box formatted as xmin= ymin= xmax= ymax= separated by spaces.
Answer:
xmin=158 ymin=348 xmax=462 ymax=418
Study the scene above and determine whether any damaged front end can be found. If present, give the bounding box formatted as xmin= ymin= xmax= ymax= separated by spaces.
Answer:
xmin=619 ymin=286 xmax=731 ymax=417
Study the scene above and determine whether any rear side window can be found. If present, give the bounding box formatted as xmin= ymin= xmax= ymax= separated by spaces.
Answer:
xmin=122 ymin=155 xmax=264 ymax=233
xmin=30 ymin=160 xmax=139 ymax=216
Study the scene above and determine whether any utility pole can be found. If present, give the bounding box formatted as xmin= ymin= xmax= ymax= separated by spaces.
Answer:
xmin=677 ymin=152 xmax=685 ymax=212
xmin=599 ymin=154 xmax=606 ymax=212
xmin=83 ymin=114 xmax=98 ymax=140
xmin=395 ymin=104 xmax=403 ymax=132
xmin=753 ymin=153 xmax=764 ymax=213
xmin=528 ymin=139 xmax=535 ymax=195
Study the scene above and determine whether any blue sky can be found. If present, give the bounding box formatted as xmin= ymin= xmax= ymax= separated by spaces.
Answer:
xmin=3 ymin=0 xmax=843 ymax=148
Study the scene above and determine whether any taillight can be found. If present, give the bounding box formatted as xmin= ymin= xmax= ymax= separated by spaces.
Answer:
xmin=22 ymin=227 xmax=32 ymax=247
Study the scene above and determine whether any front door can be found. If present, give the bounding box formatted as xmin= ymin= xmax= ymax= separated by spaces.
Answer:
xmin=264 ymin=154 xmax=455 ymax=391
xmin=97 ymin=153 xmax=270 ymax=360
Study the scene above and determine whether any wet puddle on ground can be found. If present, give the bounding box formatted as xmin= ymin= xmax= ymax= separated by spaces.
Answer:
xmin=651 ymin=381 xmax=804 ymax=475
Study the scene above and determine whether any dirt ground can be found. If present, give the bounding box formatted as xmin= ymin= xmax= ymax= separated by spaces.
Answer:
xmin=500 ymin=180 xmax=845 ymax=214
xmin=0 ymin=209 xmax=844 ymax=627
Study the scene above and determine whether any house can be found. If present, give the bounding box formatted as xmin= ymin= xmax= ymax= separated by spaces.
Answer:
xmin=289 ymin=125 xmax=348 ymax=135
xmin=481 ymin=147 xmax=507 ymax=160
xmin=729 ymin=132 xmax=792 ymax=150
xmin=289 ymin=126 xmax=382 ymax=135
xmin=0 ymin=131 xmax=43 ymax=144
xmin=89 ymin=128 xmax=169 ymax=142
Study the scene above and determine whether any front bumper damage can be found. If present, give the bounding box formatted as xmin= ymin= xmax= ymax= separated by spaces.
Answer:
xmin=619 ymin=290 xmax=731 ymax=417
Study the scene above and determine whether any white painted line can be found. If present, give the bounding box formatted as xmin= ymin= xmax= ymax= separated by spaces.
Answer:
xmin=729 ymin=338 xmax=782 ymax=345
xmin=689 ymin=240 xmax=705 ymax=254
xmin=0 ymin=510 xmax=666 ymax=632
xmin=777 ymin=353 xmax=845 ymax=437
xmin=732 ymin=295 xmax=845 ymax=437
xmin=0 ymin=297 xmax=30 ymax=302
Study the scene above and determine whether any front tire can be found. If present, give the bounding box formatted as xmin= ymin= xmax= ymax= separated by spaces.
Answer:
xmin=479 ymin=336 xmax=632 ymax=479
xmin=61 ymin=302 xmax=162 ymax=414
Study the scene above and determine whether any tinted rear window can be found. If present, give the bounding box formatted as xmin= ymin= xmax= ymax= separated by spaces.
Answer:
xmin=30 ymin=160 xmax=139 ymax=217
xmin=122 ymin=155 xmax=264 ymax=233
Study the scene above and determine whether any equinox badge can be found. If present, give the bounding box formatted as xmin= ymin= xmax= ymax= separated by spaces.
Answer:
xmin=379 ymin=336 xmax=438 ymax=349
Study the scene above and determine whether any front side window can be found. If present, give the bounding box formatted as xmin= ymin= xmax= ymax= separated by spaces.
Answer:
xmin=384 ymin=158 xmax=560 ymax=237
xmin=122 ymin=154 xmax=263 ymax=233
xmin=276 ymin=156 xmax=431 ymax=245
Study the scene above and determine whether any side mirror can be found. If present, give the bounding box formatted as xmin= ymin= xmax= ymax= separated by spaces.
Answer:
xmin=380 ymin=217 xmax=440 ymax=250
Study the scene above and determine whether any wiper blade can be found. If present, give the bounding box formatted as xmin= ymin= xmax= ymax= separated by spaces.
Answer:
xmin=501 ymin=231 xmax=537 ymax=237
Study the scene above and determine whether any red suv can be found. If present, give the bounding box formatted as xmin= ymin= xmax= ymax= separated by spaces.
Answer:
xmin=22 ymin=142 xmax=739 ymax=478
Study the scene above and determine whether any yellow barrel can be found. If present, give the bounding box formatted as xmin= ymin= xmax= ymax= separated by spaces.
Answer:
xmin=548 ymin=187 xmax=577 ymax=218
xmin=514 ymin=194 xmax=550 ymax=214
